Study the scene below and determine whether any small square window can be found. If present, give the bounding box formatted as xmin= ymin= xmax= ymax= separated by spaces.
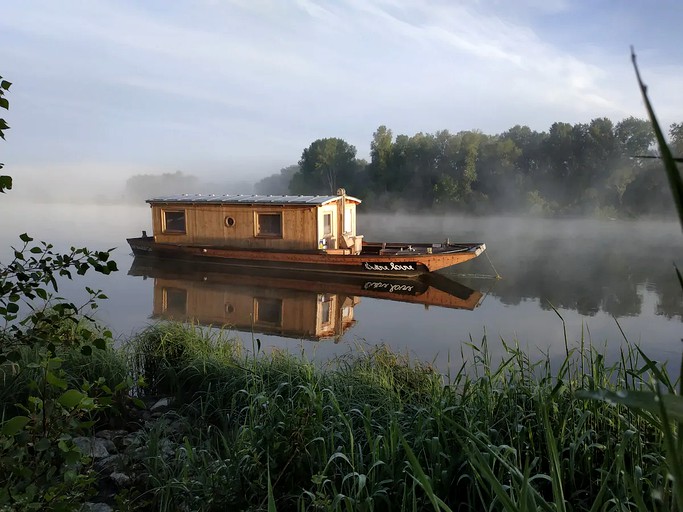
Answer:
xmin=162 ymin=287 xmax=187 ymax=317
xmin=163 ymin=210 xmax=186 ymax=234
xmin=257 ymin=213 xmax=282 ymax=237
xmin=254 ymin=297 xmax=282 ymax=326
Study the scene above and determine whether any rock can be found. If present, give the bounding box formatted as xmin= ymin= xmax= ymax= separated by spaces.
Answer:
xmin=95 ymin=429 xmax=128 ymax=442
xmin=94 ymin=454 xmax=125 ymax=474
xmin=150 ymin=397 xmax=174 ymax=412
xmin=81 ymin=503 xmax=113 ymax=512
xmin=73 ymin=437 xmax=110 ymax=459
xmin=109 ymin=472 xmax=132 ymax=488
xmin=123 ymin=433 xmax=139 ymax=447
xmin=102 ymin=439 xmax=117 ymax=454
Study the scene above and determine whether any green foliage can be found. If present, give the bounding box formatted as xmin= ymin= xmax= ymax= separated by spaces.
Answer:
xmin=574 ymin=49 xmax=683 ymax=512
xmin=0 ymin=75 xmax=11 ymax=193
xmin=0 ymin=74 xmax=130 ymax=508
xmin=115 ymin=324 xmax=679 ymax=511
xmin=631 ymin=49 xmax=683 ymax=229
xmin=290 ymin=138 xmax=361 ymax=195
xmin=124 ymin=170 xmax=200 ymax=203
xmin=254 ymin=164 xmax=301 ymax=195
xmin=0 ymin=236 xmax=127 ymax=510
xmin=258 ymin=112 xmax=677 ymax=217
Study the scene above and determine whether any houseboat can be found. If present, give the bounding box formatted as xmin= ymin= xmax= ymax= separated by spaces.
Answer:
xmin=127 ymin=189 xmax=486 ymax=277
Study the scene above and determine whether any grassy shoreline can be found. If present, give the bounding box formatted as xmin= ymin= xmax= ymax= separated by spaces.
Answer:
xmin=3 ymin=321 xmax=679 ymax=511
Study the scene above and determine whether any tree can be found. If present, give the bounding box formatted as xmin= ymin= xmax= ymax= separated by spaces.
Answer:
xmin=605 ymin=117 xmax=655 ymax=206
xmin=368 ymin=125 xmax=393 ymax=194
xmin=254 ymin=164 xmax=300 ymax=195
xmin=290 ymin=138 xmax=358 ymax=195
xmin=124 ymin=171 xmax=200 ymax=202
xmin=615 ymin=116 xmax=654 ymax=157
xmin=669 ymin=122 xmax=683 ymax=156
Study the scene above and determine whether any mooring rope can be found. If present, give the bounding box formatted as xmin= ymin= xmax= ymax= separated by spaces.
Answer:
xmin=451 ymin=250 xmax=502 ymax=280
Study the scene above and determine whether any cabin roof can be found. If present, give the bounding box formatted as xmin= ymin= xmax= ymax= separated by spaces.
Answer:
xmin=146 ymin=194 xmax=361 ymax=206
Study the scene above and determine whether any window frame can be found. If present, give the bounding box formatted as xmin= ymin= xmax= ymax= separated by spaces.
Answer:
xmin=344 ymin=207 xmax=354 ymax=233
xmin=253 ymin=297 xmax=283 ymax=327
xmin=162 ymin=286 xmax=187 ymax=317
xmin=255 ymin=211 xmax=283 ymax=238
xmin=323 ymin=212 xmax=333 ymax=237
xmin=162 ymin=209 xmax=187 ymax=234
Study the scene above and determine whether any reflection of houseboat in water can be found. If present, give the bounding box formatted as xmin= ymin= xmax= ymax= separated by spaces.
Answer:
xmin=129 ymin=258 xmax=483 ymax=341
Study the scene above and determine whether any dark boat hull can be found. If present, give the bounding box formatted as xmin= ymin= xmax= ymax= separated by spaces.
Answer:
xmin=127 ymin=237 xmax=486 ymax=278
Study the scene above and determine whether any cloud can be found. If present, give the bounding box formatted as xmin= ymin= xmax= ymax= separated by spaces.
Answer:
xmin=1 ymin=0 xmax=682 ymax=182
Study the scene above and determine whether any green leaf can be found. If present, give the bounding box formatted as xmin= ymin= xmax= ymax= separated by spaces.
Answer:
xmin=1 ymin=416 xmax=30 ymax=436
xmin=93 ymin=338 xmax=107 ymax=350
xmin=0 ymin=98 xmax=8 ymax=110
xmin=0 ymin=80 xmax=11 ymax=91
xmin=577 ymin=389 xmax=683 ymax=421
xmin=19 ymin=233 xmax=33 ymax=243
xmin=631 ymin=49 xmax=683 ymax=231
xmin=46 ymin=371 xmax=68 ymax=390
xmin=6 ymin=303 xmax=19 ymax=314
xmin=0 ymin=175 xmax=11 ymax=193
xmin=64 ymin=449 xmax=82 ymax=466
xmin=35 ymin=438 xmax=51 ymax=451
xmin=6 ymin=350 xmax=21 ymax=362
xmin=81 ymin=345 xmax=92 ymax=356
xmin=57 ymin=389 xmax=86 ymax=409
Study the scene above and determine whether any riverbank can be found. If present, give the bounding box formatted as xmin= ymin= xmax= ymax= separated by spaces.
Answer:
xmin=1 ymin=322 xmax=678 ymax=511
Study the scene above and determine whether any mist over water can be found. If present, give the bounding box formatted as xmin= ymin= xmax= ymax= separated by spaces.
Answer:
xmin=1 ymin=202 xmax=681 ymax=376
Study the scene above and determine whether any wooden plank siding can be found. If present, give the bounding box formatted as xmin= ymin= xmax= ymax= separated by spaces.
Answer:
xmin=151 ymin=203 xmax=323 ymax=250
xmin=150 ymin=198 xmax=360 ymax=251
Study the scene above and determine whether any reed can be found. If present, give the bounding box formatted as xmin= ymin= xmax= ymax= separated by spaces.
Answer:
xmin=119 ymin=322 xmax=675 ymax=511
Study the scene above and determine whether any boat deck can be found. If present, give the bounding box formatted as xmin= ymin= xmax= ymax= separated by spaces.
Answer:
xmin=361 ymin=241 xmax=480 ymax=256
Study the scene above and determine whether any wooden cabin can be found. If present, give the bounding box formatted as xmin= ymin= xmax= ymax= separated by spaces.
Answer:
xmin=147 ymin=189 xmax=363 ymax=254
xmin=152 ymin=276 xmax=359 ymax=341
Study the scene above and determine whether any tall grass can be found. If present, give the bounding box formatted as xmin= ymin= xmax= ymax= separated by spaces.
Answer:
xmin=120 ymin=322 xmax=676 ymax=511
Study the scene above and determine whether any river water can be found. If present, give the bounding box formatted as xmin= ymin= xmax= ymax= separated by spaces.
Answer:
xmin=2 ymin=202 xmax=681 ymax=374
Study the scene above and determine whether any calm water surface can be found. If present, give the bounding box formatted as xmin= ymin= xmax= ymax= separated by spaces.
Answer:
xmin=2 ymin=202 xmax=681 ymax=374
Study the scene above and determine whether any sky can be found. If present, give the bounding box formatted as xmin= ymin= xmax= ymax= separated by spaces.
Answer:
xmin=1 ymin=0 xmax=683 ymax=198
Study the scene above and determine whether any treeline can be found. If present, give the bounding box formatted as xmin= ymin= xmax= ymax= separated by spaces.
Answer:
xmin=124 ymin=171 xmax=201 ymax=202
xmin=256 ymin=118 xmax=683 ymax=217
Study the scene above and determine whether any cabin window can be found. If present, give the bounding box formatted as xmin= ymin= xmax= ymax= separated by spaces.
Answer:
xmin=344 ymin=207 xmax=353 ymax=233
xmin=323 ymin=213 xmax=332 ymax=236
xmin=162 ymin=287 xmax=187 ymax=317
xmin=163 ymin=210 xmax=186 ymax=234
xmin=225 ymin=216 xmax=236 ymax=228
xmin=256 ymin=213 xmax=282 ymax=237
xmin=254 ymin=297 xmax=282 ymax=326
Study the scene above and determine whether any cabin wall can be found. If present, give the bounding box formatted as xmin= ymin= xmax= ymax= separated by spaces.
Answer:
xmin=315 ymin=199 xmax=358 ymax=250
xmin=150 ymin=204 xmax=319 ymax=250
